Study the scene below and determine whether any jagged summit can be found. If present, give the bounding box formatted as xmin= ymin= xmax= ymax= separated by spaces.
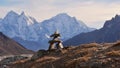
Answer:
xmin=21 ymin=11 xmax=25 ymax=15
xmin=115 ymin=14 xmax=120 ymax=19
xmin=64 ymin=14 xmax=120 ymax=46
xmin=4 ymin=10 xmax=37 ymax=25
xmin=20 ymin=11 xmax=28 ymax=18
xmin=4 ymin=11 xmax=18 ymax=21
xmin=7 ymin=11 xmax=26 ymax=16
xmin=51 ymin=13 xmax=74 ymax=21
xmin=54 ymin=13 xmax=70 ymax=18
xmin=0 ymin=11 xmax=95 ymax=50
xmin=6 ymin=11 xmax=27 ymax=19
xmin=7 ymin=10 xmax=18 ymax=15
xmin=103 ymin=14 xmax=120 ymax=28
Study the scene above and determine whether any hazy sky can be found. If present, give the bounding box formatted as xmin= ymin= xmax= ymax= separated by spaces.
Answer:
xmin=0 ymin=0 xmax=120 ymax=29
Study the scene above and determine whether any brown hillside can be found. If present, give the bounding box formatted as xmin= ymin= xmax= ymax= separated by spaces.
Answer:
xmin=0 ymin=32 xmax=33 ymax=56
xmin=10 ymin=42 xmax=120 ymax=68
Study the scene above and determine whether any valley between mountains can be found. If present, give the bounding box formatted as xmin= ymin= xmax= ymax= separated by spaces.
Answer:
xmin=0 ymin=11 xmax=120 ymax=68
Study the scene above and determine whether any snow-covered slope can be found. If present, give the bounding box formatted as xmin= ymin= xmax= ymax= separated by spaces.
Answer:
xmin=40 ymin=13 xmax=92 ymax=40
xmin=0 ymin=11 xmax=95 ymax=51
xmin=38 ymin=13 xmax=95 ymax=45
xmin=0 ymin=11 xmax=39 ymax=41
xmin=0 ymin=18 xmax=2 ymax=22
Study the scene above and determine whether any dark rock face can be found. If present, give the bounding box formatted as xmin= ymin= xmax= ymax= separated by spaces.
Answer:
xmin=0 ymin=32 xmax=33 ymax=56
xmin=64 ymin=15 xmax=120 ymax=46
xmin=0 ymin=56 xmax=28 ymax=65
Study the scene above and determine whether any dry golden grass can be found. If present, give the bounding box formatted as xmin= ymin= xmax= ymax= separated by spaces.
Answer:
xmin=113 ymin=41 xmax=120 ymax=47
xmin=64 ymin=56 xmax=91 ymax=68
xmin=8 ymin=41 xmax=120 ymax=68
xmin=106 ymin=50 xmax=120 ymax=57
xmin=81 ymin=43 xmax=98 ymax=48
xmin=35 ymin=56 xmax=59 ymax=63
xmin=78 ymin=56 xmax=90 ymax=62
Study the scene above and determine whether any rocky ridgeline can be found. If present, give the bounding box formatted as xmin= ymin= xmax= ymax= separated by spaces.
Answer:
xmin=6 ymin=41 xmax=120 ymax=68
xmin=0 ymin=54 xmax=33 ymax=68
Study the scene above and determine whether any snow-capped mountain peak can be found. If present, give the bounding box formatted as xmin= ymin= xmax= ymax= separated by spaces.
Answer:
xmin=19 ymin=12 xmax=36 ymax=25
xmin=0 ymin=11 xmax=39 ymax=40
xmin=21 ymin=11 xmax=25 ymax=15
xmin=51 ymin=13 xmax=73 ymax=22
xmin=2 ymin=11 xmax=18 ymax=24
xmin=0 ymin=11 xmax=95 ymax=50
xmin=37 ymin=13 xmax=95 ymax=50
xmin=54 ymin=13 xmax=70 ymax=18
xmin=7 ymin=10 xmax=18 ymax=16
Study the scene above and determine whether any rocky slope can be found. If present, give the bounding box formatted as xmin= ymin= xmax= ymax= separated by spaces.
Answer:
xmin=0 ymin=32 xmax=33 ymax=56
xmin=0 ymin=11 xmax=95 ymax=50
xmin=64 ymin=15 xmax=120 ymax=46
xmin=8 ymin=41 xmax=120 ymax=68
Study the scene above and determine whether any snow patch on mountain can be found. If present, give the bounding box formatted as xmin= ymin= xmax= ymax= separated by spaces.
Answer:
xmin=0 ymin=11 xmax=95 ymax=50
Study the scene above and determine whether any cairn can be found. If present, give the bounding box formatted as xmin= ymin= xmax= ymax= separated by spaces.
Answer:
xmin=48 ymin=30 xmax=63 ymax=50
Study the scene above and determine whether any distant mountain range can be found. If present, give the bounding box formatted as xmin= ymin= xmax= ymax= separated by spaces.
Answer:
xmin=0 ymin=11 xmax=95 ymax=51
xmin=64 ymin=15 xmax=120 ymax=46
xmin=0 ymin=32 xmax=33 ymax=56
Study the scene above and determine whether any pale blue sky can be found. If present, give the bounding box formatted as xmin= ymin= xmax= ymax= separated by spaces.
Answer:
xmin=0 ymin=0 xmax=120 ymax=29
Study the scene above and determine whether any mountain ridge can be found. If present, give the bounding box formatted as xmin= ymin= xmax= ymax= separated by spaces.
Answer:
xmin=64 ymin=15 xmax=120 ymax=46
xmin=0 ymin=11 xmax=95 ymax=50
xmin=0 ymin=32 xmax=33 ymax=56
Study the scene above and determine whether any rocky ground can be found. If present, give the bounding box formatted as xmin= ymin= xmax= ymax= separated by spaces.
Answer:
xmin=0 ymin=54 xmax=33 ymax=68
xmin=5 ymin=41 xmax=120 ymax=68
